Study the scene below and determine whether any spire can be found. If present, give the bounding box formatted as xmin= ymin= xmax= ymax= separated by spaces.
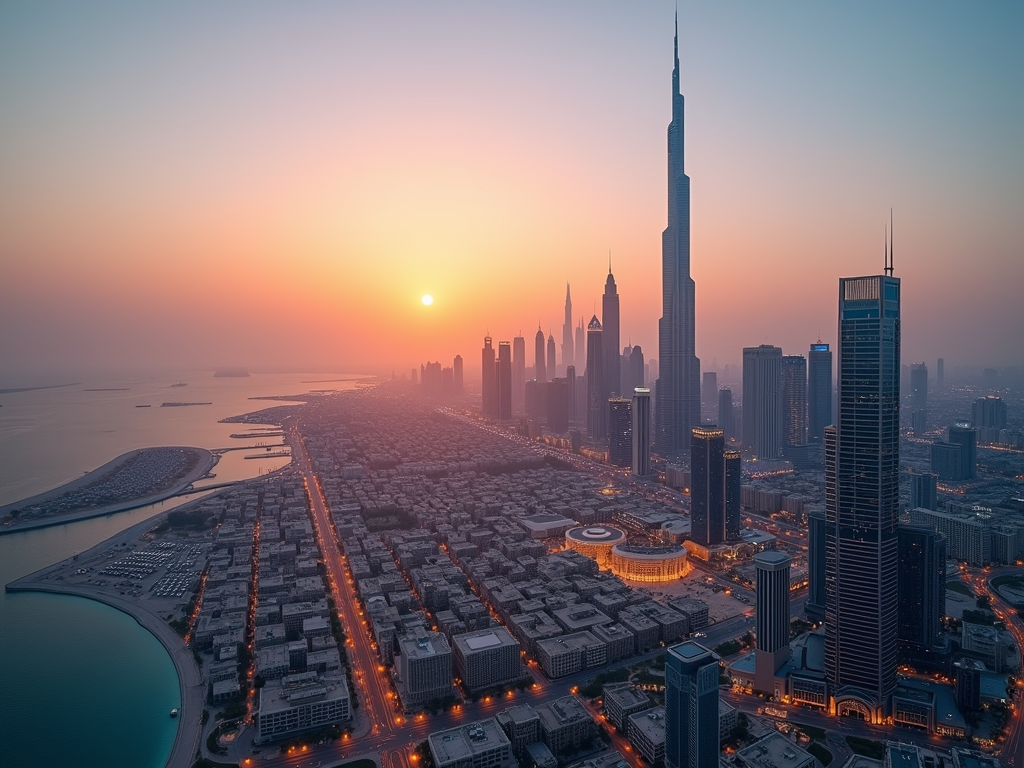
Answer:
xmin=673 ymin=8 xmax=680 ymax=96
xmin=608 ymin=249 xmax=612 ymax=275
xmin=565 ymin=282 xmax=571 ymax=302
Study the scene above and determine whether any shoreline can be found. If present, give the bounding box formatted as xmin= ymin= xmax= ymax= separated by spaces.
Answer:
xmin=0 ymin=447 xmax=217 ymax=536
xmin=5 ymin=507 xmax=208 ymax=768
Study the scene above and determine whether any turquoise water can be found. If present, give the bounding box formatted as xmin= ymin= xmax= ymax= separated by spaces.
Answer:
xmin=0 ymin=372 xmax=363 ymax=768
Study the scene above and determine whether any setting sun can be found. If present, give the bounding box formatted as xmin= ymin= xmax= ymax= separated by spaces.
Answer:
xmin=421 ymin=294 xmax=434 ymax=306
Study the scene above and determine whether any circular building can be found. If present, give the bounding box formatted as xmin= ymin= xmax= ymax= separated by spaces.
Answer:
xmin=565 ymin=526 xmax=627 ymax=567
xmin=609 ymin=543 xmax=689 ymax=583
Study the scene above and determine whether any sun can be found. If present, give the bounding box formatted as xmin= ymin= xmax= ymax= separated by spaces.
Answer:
xmin=421 ymin=294 xmax=434 ymax=306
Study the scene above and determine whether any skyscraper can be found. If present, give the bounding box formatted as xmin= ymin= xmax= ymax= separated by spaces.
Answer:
xmin=806 ymin=508 xmax=826 ymax=622
xmin=655 ymin=21 xmax=701 ymax=456
xmin=562 ymin=283 xmax=574 ymax=373
xmin=566 ymin=365 xmax=577 ymax=424
xmin=547 ymin=378 xmax=570 ymax=434
xmin=724 ymin=450 xmax=741 ymax=541
xmin=947 ymin=424 xmax=976 ymax=479
xmin=691 ymin=426 xmax=726 ymax=546
xmin=603 ymin=267 xmax=621 ymax=400
xmin=897 ymin=524 xmax=946 ymax=653
xmin=481 ymin=336 xmax=498 ymax=418
xmin=665 ymin=641 xmax=719 ymax=768
xmin=908 ymin=470 xmax=938 ymax=512
xmin=632 ymin=388 xmax=652 ymax=477
xmin=701 ymin=371 xmax=717 ymax=422
xmin=546 ymin=333 xmax=557 ymax=383
xmin=629 ymin=345 xmax=645 ymax=392
xmin=454 ymin=354 xmax=464 ymax=394
xmin=807 ymin=342 xmax=832 ymax=443
xmin=608 ymin=398 xmax=632 ymax=467
xmin=781 ymin=355 xmax=807 ymax=447
xmin=972 ymin=395 xmax=1007 ymax=430
xmin=825 ymin=271 xmax=901 ymax=722
xmin=512 ymin=335 xmax=526 ymax=414
xmin=910 ymin=363 xmax=928 ymax=434
xmin=717 ymin=388 xmax=734 ymax=442
xmin=497 ymin=341 xmax=512 ymax=420
xmin=535 ymin=327 xmax=547 ymax=383
xmin=586 ymin=316 xmax=606 ymax=439
xmin=754 ymin=550 xmax=791 ymax=695
xmin=742 ymin=345 xmax=783 ymax=461
xmin=575 ymin=319 xmax=585 ymax=378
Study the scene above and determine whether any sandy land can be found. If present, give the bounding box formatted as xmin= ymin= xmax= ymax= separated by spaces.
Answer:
xmin=0 ymin=446 xmax=216 ymax=535
xmin=5 ymin=510 xmax=209 ymax=768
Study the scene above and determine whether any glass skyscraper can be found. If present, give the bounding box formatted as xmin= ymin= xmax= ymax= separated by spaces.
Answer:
xmin=825 ymin=274 xmax=900 ymax=722
xmin=807 ymin=342 xmax=833 ymax=443
xmin=665 ymin=641 xmax=719 ymax=768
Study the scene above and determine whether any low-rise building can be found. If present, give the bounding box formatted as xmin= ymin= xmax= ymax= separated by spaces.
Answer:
xmin=256 ymin=671 xmax=351 ymax=744
xmin=428 ymin=718 xmax=517 ymax=768
xmin=626 ymin=706 xmax=665 ymax=765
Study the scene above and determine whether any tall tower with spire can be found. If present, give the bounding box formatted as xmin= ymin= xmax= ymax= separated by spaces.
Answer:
xmin=602 ymin=262 xmax=621 ymax=404
xmin=562 ymin=283 xmax=574 ymax=373
xmin=534 ymin=326 xmax=547 ymax=383
xmin=655 ymin=16 xmax=701 ymax=457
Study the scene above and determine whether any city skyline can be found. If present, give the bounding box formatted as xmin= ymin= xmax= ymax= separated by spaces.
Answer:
xmin=1 ymin=3 xmax=1022 ymax=380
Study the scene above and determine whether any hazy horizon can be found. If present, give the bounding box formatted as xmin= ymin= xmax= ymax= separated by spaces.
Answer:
xmin=2 ymin=2 xmax=1022 ymax=378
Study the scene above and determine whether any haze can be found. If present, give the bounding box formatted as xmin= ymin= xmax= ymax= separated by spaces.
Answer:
xmin=1 ymin=1 xmax=1022 ymax=380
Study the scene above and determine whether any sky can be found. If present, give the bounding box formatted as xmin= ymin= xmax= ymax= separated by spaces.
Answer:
xmin=1 ymin=1 xmax=1022 ymax=381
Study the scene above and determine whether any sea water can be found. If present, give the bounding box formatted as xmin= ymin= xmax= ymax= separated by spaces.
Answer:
xmin=0 ymin=371 xmax=364 ymax=768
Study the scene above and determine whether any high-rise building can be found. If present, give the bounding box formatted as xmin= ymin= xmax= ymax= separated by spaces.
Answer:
xmin=908 ymin=470 xmax=938 ymax=512
xmin=742 ymin=345 xmax=783 ymax=461
xmin=691 ymin=427 xmax=739 ymax=547
xmin=972 ymin=396 xmax=1007 ymax=430
xmin=825 ymin=272 xmax=901 ymax=722
xmin=655 ymin=22 xmax=701 ymax=456
xmin=562 ymin=283 xmax=574 ymax=372
xmin=910 ymin=363 xmax=928 ymax=434
xmin=603 ymin=268 xmax=621 ymax=400
xmin=452 ymin=627 xmax=526 ymax=693
xmin=947 ymin=424 xmax=976 ymax=480
xmin=575 ymin=319 xmax=585 ymax=378
xmin=587 ymin=316 xmax=607 ymax=439
xmin=702 ymin=371 xmax=717 ymax=422
xmin=566 ymin=365 xmax=577 ymax=424
xmin=632 ymin=388 xmax=652 ymax=477
xmin=546 ymin=333 xmax=557 ymax=383
xmin=782 ymin=355 xmax=807 ymax=447
xmin=547 ymin=378 xmax=570 ymax=434
xmin=807 ymin=342 xmax=833 ymax=443
xmin=664 ymin=641 xmax=719 ymax=768
xmin=535 ymin=327 xmax=547 ymax=383
xmin=608 ymin=398 xmax=632 ymax=467
xmin=482 ymin=336 xmax=498 ymax=418
xmin=512 ymin=335 xmax=526 ymax=414
xmin=896 ymin=524 xmax=946 ymax=653
xmin=629 ymin=345 xmax=645 ymax=392
xmin=754 ymin=551 xmax=791 ymax=695
xmin=806 ymin=508 xmax=826 ymax=622
xmin=930 ymin=441 xmax=963 ymax=481
xmin=396 ymin=630 xmax=454 ymax=707
xmin=718 ymin=388 xmax=734 ymax=442
xmin=454 ymin=355 xmax=464 ymax=394
xmin=497 ymin=342 xmax=512 ymax=420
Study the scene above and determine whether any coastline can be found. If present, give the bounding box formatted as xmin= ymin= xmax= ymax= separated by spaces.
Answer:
xmin=0 ymin=447 xmax=217 ymax=536
xmin=5 ymin=507 xmax=209 ymax=768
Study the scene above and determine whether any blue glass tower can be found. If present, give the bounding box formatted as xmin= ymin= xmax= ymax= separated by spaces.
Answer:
xmin=665 ymin=641 xmax=719 ymax=768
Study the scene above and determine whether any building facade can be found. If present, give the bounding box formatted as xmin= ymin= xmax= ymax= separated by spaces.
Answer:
xmin=742 ymin=345 xmax=783 ymax=461
xmin=807 ymin=342 xmax=832 ymax=443
xmin=632 ymin=388 xmax=652 ymax=477
xmin=754 ymin=550 xmax=791 ymax=694
xmin=665 ymin=641 xmax=720 ymax=768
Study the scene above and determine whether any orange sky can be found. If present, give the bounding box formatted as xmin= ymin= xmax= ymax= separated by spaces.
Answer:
xmin=1 ymin=3 xmax=1022 ymax=380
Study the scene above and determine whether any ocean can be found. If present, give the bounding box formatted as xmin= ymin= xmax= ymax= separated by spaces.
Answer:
xmin=0 ymin=372 xmax=363 ymax=768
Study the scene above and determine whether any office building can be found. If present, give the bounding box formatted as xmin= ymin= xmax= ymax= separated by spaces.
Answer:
xmin=497 ymin=342 xmax=512 ymax=420
xmin=628 ymin=345 xmax=645 ymax=393
xmin=396 ymin=630 xmax=454 ymax=707
xmin=782 ymin=355 xmax=807 ymax=447
xmin=691 ymin=426 xmax=725 ymax=546
xmin=587 ymin=316 xmax=607 ymax=439
xmin=754 ymin=551 xmax=791 ymax=695
xmin=429 ymin=718 xmax=517 ymax=768
xmin=562 ymin=283 xmax=575 ymax=372
xmin=575 ymin=319 xmax=585 ymax=380
xmin=910 ymin=363 xmax=928 ymax=434
xmin=807 ymin=342 xmax=832 ymax=443
xmin=931 ymin=441 xmax=963 ymax=481
xmin=656 ymin=21 xmax=702 ymax=456
xmin=454 ymin=354 xmax=464 ymax=394
xmin=724 ymin=449 xmax=741 ymax=540
xmin=603 ymin=267 xmax=621 ymax=400
xmin=742 ymin=345 xmax=783 ymax=461
xmin=665 ymin=641 xmax=720 ymax=768
xmin=512 ymin=335 xmax=526 ymax=414
xmin=256 ymin=671 xmax=351 ymax=744
xmin=702 ymin=371 xmax=718 ymax=421
xmin=972 ymin=395 xmax=1006 ymax=430
xmin=535 ymin=327 xmax=547 ymax=383
xmin=806 ymin=509 xmax=826 ymax=622
xmin=566 ymin=365 xmax=578 ymax=424
xmin=718 ymin=388 xmax=734 ymax=442
xmin=481 ymin=336 xmax=498 ymax=418
xmin=632 ymin=388 xmax=652 ymax=477
xmin=452 ymin=627 xmax=526 ymax=694
xmin=908 ymin=470 xmax=938 ymax=512
xmin=547 ymin=333 xmax=557 ymax=383
xmin=947 ymin=425 xmax=977 ymax=480
xmin=547 ymin=378 xmax=570 ymax=434
xmin=608 ymin=398 xmax=632 ymax=467
xmin=825 ymin=271 xmax=901 ymax=722
xmin=897 ymin=525 xmax=946 ymax=651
